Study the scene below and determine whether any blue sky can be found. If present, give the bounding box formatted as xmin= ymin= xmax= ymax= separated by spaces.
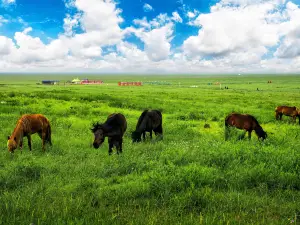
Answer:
xmin=1 ymin=0 xmax=300 ymax=73
xmin=0 ymin=0 xmax=216 ymax=45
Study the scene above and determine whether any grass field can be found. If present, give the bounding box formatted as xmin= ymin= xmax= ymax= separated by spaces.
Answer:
xmin=1 ymin=74 xmax=300 ymax=225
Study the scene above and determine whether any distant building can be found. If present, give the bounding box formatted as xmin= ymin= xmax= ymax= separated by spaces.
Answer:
xmin=118 ymin=82 xmax=142 ymax=86
xmin=42 ymin=80 xmax=60 ymax=85
xmin=80 ymin=80 xmax=103 ymax=85
xmin=71 ymin=78 xmax=81 ymax=84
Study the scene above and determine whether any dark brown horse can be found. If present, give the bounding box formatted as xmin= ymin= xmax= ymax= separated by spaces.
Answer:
xmin=7 ymin=114 xmax=52 ymax=153
xmin=132 ymin=109 xmax=163 ymax=142
xmin=91 ymin=113 xmax=127 ymax=155
xmin=275 ymin=106 xmax=300 ymax=124
xmin=225 ymin=113 xmax=267 ymax=141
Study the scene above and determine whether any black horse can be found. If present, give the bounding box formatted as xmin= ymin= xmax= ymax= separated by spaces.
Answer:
xmin=132 ymin=110 xmax=163 ymax=142
xmin=91 ymin=113 xmax=127 ymax=155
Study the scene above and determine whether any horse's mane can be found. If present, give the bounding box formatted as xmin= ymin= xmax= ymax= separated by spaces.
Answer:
xmin=246 ymin=114 xmax=260 ymax=125
xmin=152 ymin=110 xmax=162 ymax=118
xmin=12 ymin=115 xmax=30 ymax=134
xmin=91 ymin=122 xmax=102 ymax=133
xmin=91 ymin=114 xmax=122 ymax=133
xmin=136 ymin=110 xmax=149 ymax=129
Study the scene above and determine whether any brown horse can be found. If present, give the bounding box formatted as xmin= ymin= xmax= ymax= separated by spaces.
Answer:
xmin=132 ymin=109 xmax=163 ymax=143
xmin=91 ymin=113 xmax=127 ymax=155
xmin=225 ymin=113 xmax=267 ymax=141
xmin=275 ymin=106 xmax=300 ymax=124
xmin=7 ymin=114 xmax=52 ymax=153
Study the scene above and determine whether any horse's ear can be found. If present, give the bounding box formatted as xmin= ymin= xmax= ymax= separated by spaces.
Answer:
xmin=7 ymin=136 xmax=10 ymax=140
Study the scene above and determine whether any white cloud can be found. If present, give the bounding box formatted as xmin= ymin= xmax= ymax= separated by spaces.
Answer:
xmin=2 ymin=0 xmax=15 ymax=5
xmin=171 ymin=11 xmax=183 ymax=23
xmin=0 ymin=36 xmax=15 ymax=55
xmin=274 ymin=2 xmax=300 ymax=58
xmin=63 ymin=13 xmax=81 ymax=37
xmin=184 ymin=1 xmax=284 ymax=59
xmin=0 ymin=15 xmax=8 ymax=26
xmin=143 ymin=3 xmax=153 ymax=12
xmin=2 ymin=0 xmax=300 ymax=74
xmin=127 ymin=13 xmax=175 ymax=62
xmin=142 ymin=24 xmax=174 ymax=61
xmin=133 ymin=17 xmax=151 ymax=29
xmin=7 ymin=27 xmax=68 ymax=63
xmin=187 ymin=11 xmax=196 ymax=18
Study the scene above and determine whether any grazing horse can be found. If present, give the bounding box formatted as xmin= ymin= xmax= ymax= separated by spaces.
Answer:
xmin=91 ymin=113 xmax=127 ymax=155
xmin=275 ymin=106 xmax=300 ymax=124
xmin=7 ymin=114 xmax=52 ymax=153
xmin=132 ymin=109 xmax=163 ymax=142
xmin=225 ymin=113 xmax=267 ymax=141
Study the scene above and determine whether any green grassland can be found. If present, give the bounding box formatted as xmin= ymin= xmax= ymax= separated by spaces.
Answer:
xmin=1 ymin=74 xmax=300 ymax=225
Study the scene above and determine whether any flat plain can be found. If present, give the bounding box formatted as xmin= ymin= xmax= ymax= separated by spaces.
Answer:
xmin=1 ymin=74 xmax=300 ymax=225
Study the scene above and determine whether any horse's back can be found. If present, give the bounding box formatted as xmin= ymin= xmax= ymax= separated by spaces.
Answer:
xmin=20 ymin=114 xmax=50 ymax=133
xmin=276 ymin=106 xmax=298 ymax=116
xmin=148 ymin=110 xmax=162 ymax=127
xmin=225 ymin=113 xmax=258 ymax=130
xmin=136 ymin=110 xmax=149 ymax=129
xmin=138 ymin=110 xmax=162 ymax=130
xmin=106 ymin=113 xmax=127 ymax=134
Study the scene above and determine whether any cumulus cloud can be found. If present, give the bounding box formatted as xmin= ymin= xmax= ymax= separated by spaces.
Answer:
xmin=0 ymin=36 xmax=15 ymax=55
xmin=0 ymin=15 xmax=8 ymax=26
xmin=1 ymin=0 xmax=300 ymax=73
xmin=143 ymin=3 xmax=153 ymax=12
xmin=142 ymin=24 xmax=174 ymax=61
xmin=187 ymin=11 xmax=196 ymax=18
xmin=2 ymin=0 xmax=15 ymax=5
xmin=183 ymin=0 xmax=286 ymax=63
xmin=63 ymin=13 xmax=81 ymax=37
xmin=127 ymin=13 xmax=175 ymax=61
xmin=171 ymin=11 xmax=183 ymax=23
xmin=274 ymin=2 xmax=300 ymax=58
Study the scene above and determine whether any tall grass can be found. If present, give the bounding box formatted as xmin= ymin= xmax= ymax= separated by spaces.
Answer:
xmin=1 ymin=75 xmax=300 ymax=224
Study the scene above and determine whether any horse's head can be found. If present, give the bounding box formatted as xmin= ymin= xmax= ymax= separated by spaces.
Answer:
xmin=131 ymin=131 xmax=141 ymax=143
xmin=91 ymin=123 xmax=105 ymax=149
xmin=7 ymin=136 xmax=17 ymax=153
xmin=262 ymin=131 xmax=267 ymax=140
xmin=258 ymin=129 xmax=268 ymax=141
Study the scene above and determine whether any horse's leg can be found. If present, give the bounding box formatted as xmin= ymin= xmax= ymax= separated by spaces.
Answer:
xmin=280 ymin=113 xmax=283 ymax=120
xmin=225 ymin=126 xmax=230 ymax=141
xmin=117 ymin=138 xmax=123 ymax=154
xmin=248 ymin=131 xmax=252 ymax=140
xmin=154 ymin=125 xmax=163 ymax=141
xmin=27 ymin=135 xmax=32 ymax=151
xmin=120 ymin=138 xmax=123 ymax=154
xmin=47 ymin=125 xmax=52 ymax=146
xmin=41 ymin=130 xmax=46 ymax=152
xmin=47 ymin=127 xmax=52 ymax=146
xmin=108 ymin=138 xmax=113 ymax=155
xmin=19 ymin=138 xmax=23 ymax=154
xmin=238 ymin=131 xmax=246 ymax=140
xmin=150 ymin=130 xmax=153 ymax=139
xmin=142 ymin=132 xmax=146 ymax=141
